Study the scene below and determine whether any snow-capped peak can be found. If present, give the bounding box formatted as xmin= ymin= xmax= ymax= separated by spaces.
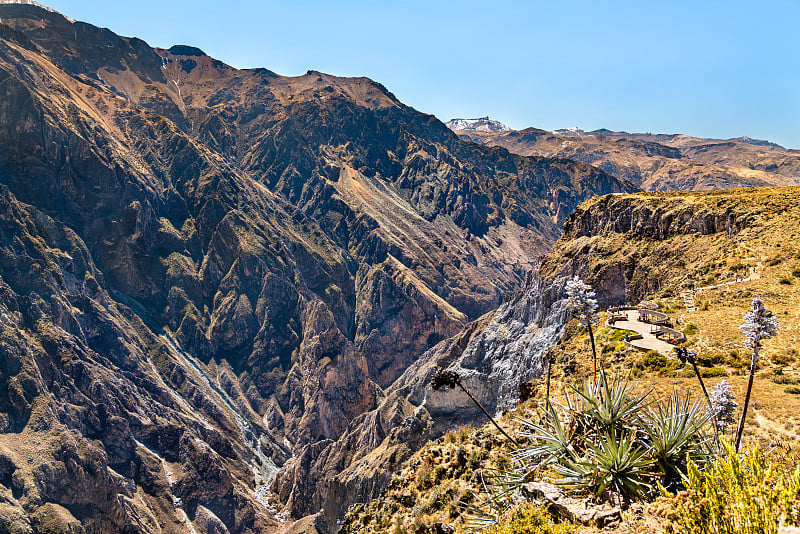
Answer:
xmin=553 ymin=127 xmax=586 ymax=136
xmin=446 ymin=117 xmax=512 ymax=133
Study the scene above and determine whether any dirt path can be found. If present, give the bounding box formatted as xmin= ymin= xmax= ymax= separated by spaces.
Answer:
xmin=691 ymin=241 xmax=765 ymax=293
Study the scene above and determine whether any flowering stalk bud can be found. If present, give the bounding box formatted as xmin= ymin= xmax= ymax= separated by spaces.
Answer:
xmin=735 ymin=298 xmax=778 ymax=451
xmin=565 ymin=276 xmax=600 ymax=384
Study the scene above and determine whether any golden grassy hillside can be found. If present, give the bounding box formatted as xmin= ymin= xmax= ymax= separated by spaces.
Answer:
xmin=543 ymin=187 xmax=800 ymax=445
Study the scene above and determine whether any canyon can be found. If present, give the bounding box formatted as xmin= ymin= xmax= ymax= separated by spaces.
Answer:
xmin=0 ymin=3 xmax=633 ymax=533
xmin=0 ymin=4 xmax=797 ymax=534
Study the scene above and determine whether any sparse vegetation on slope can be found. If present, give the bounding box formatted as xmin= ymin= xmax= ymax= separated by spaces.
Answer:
xmin=340 ymin=423 xmax=524 ymax=533
xmin=345 ymin=186 xmax=800 ymax=533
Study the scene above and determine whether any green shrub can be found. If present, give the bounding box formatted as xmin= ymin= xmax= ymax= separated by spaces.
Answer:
xmin=785 ymin=385 xmax=800 ymax=395
xmin=444 ymin=426 xmax=471 ymax=444
xmin=676 ymin=367 xmax=697 ymax=378
xmin=683 ymin=324 xmax=698 ymax=335
xmin=640 ymin=350 xmax=668 ymax=370
xmin=725 ymin=351 xmax=744 ymax=367
xmin=792 ymin=267 xmax=800 ymax=278
xmin=483 ymin=503 xmax=575 ymax=534
xmin=772 ymin=375 xmax=800 ymax=386
xmin=701 ymin=367 xmax=729 ymax=378
xmin=771 ymin=351 xmax=796 ymax=366
xmin=779 ymin=278 xmax=792 ymax=285
xmin=696 ymin=352 xmax=725 ymax=367
xmin=603 ymin=328 xmax=637 ymax=342
xmin=659 ymin=439 xmax=800 ymax=534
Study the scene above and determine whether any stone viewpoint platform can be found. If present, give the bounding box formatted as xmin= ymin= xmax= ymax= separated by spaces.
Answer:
xmin=606 ymin=306 xmax=685 ymax=355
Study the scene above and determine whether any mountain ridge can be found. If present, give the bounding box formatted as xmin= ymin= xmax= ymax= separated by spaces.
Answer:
xmin=551 ymin=127 xmax=785 ymax=149
xmin=451 ymin=123 xmax=799 ymax=191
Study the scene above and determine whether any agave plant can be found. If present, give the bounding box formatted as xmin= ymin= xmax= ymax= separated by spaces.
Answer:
xmin=500 ymin=369 xmax=713 ymax=509
xmin=709 ymin=379 xmax=738 ymax=434
xmin=513 ymin=402 xmax=576 ymax=475
xmin=554 ymin=431 xmax=655 ymax=504
xmin=566 ymin=368 xmax=651 ymax=436
xmin=461 ymin=469 xmax=525 ymax=531
xmin=676 ymin=345 xmax=721 ymax=447
xmin=565 ymin=275 xmax=600 ymax=384
xmin=639 ymin=391 xmax=713 ymax=491
xmin=735 ymin=298 xmax=779 ymax=451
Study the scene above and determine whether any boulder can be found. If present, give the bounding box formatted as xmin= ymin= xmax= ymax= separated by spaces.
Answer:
xmin=520 ymin=481 xmax=620 ymax=527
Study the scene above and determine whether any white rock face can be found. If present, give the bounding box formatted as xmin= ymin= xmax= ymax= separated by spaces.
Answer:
xmin=425 ymin=272 xmax=570 ymax=416
xmin=446 ymin=117 xmax=512 ymax=133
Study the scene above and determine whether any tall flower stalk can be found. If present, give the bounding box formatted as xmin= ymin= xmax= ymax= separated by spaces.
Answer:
xmin=677 ymin=345 xmax=720 ymax=448
xmin=735 ymin=298 xmax=778 ymax=451
xmin=565 ymin=275 xmax=600 ymax=385
xmin=709 ymin=379 xmax=737 ymax=435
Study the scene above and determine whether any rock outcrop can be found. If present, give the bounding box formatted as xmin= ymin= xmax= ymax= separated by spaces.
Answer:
xmin=540 ymin=187 xmax=800 ymax=305
xmin=272 ymin=272 xmax=573 ymax=531
xmin=520 ymin=482 xmax=621 ymax=527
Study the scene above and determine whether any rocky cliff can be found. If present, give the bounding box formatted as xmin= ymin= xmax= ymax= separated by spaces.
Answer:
xmin=272 ymin=271 xmax=573 ymax=532
xmin=540 ymin=187 xmax=800 ymax=305
xmin=0 ymin=3 xmax=633 ymax=533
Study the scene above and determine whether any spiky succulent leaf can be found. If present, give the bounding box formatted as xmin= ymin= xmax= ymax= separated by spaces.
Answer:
xmin=554 ymin=432 xmax=654 ymax=502
xmin=568 ymin=369 xmax=651 ymax=434
xmin=639 ymin=390 xmax=713 ymax=490
xmin=513 ymin=403 xmax=577 ymax=471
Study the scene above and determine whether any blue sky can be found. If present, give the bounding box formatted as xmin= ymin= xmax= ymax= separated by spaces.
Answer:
xmin=46 ymin=1 xmax=800 ymax=148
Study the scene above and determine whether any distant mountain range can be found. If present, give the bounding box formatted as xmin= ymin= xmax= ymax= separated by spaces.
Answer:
xmin=551 ymin=127 xmax=784 ymax=149
xmin=449 ymin=119 xmax=799 ymax=191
